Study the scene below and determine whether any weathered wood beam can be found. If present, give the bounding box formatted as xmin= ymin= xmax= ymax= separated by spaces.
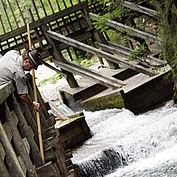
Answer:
xmin=122 ymin=1 xmax=157 ymax=17
xmin=0 ymin=83 xmax=15 ymax=104
xmin=36 ymin=161 xmax=58 ymax=177
xmin=58 ymin=30 xmax=93 ymax=50
xmin=54 ymin=60 xmax=125 ymax=88
xmin=89 ymin=13 xmax=158 ymax=43
xmin=4 ymin=105 xmax=38 ymax=177
xmin=42 ymin=61 xmax=67 ymax=77
xmin=12 ymin=94 xmax=43 ymax=167
xmin=109 ymin=42 xmax=166 ymax=65
xmin=47 ymin=30 xmax=155 ymax=76
xmin=0 ymin=144 xmax=10 ymax=177
xmin=0 ymin=122 xmax=25 ymax=177
xmin=95 ymin=41 xmax=167 ymax=67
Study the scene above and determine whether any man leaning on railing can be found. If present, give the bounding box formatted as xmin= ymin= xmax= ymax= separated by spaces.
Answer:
xmin=0 ymin=50 xmax=42 ymax=111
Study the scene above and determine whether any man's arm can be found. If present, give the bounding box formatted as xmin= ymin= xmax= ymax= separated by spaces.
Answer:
xmin=19 ymin=94 xmax=40 ymax=111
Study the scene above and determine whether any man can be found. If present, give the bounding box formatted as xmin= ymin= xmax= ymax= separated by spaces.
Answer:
xmin=0 ymin=49 xmax=42 ymax=111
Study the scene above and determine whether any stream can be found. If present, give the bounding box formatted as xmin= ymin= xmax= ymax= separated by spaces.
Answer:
xmin=72 ymin=101 xmax=177 ymax=177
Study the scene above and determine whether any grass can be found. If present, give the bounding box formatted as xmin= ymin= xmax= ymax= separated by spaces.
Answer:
xmin=38 ymin=73 xmax=62 ymax=87
xmin=37 ymin=54 xmax=97 ymax=87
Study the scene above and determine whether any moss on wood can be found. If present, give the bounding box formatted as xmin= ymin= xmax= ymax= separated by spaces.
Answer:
xmin=82 ymin=92 xmax=124 ymax=111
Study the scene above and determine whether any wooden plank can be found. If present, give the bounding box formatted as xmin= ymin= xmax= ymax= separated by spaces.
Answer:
xmin=36 ymin=161 xmax=59 ymax=177
xmin=10 ymin=111 xmax=19 ymax=126
xmin=109 ymin=42 xmax=166 ymax=66
xmin=54 ymin=143 xmax=68 ymax=176
xmin=122 ymin=1 xmax=156 ymax=17
xmin=42 ymin=61 xmax=67 ymax=77
xmin=0 ymin=122 xmax=25 ymax=177
xmin=21 ymin=103 xmax=38 ymax=138
xmin=4 ymin=104 xmax=38 ymax=177
xmin=0 ymin=83 xmax=15 ymax=104
xmin=0 ymin=147 xmax=11 ymax=177
xmin=41 ymin=23 xmax=79 ymax=88
xmin=58 ymin=30 xmax=93 ymax=50
xmin=2 ymin=123 xmax=13 ymax=141
xmin=55 ymin=60 xmax=125 ymax=88
xmin=43 ymin=126 xmax=59 ymax=139
xmin=65 ymin=159 xmax=73 ymax=167
xmin=12 ymin=94 xmax=43 ymax=167
xmin=22 ymin=138 xmax=30 ymax=155
xmin=67 ymin=169 xmax=76 ymax=177
xmin=47 ymin=30 xmax=155 ymax=76
xmin=17 ymin=156 xmax=27 ymax=176
xmin=44 ymin=147 xmax=56 ymax=162
xmin=95 ymin=41 xmax=167 ymax=67
xmin=89 ymin=13 xmax=158 ymax=43
xmin=43 ymin=136 xmax=59 ymax=150
xmin=65 ymin=151 xmax=73 ymax=159
xmin=0 ymin=143 xmax=5 ymax=160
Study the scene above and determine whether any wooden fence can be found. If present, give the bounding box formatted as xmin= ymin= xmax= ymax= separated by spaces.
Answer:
xmin=0 ymin=0 xmax=102 ymax=55
xmin=0 ymin=75 xmax=77 ymax=177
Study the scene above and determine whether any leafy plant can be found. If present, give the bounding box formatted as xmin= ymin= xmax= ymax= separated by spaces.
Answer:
xmin=74 ymin=56 xmax=97 ymax=67
xmin=38 ymin=73 xmax=62 ymax=87
xmin=0 ymin=0 xmax=86 ymax=34
xmin=129 ymin=43 xmax=150 ymax=61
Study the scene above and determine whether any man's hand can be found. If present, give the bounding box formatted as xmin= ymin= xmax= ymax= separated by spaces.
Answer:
xmin=32 ymin=101 xmax=41 ymax=112
xmin=19 ymin=94 xmax=41 ymax=111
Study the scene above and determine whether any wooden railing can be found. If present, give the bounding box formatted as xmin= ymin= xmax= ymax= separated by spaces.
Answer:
xmin=0 ymin=1 xmax=102 ymax=55
xmin=0 ymin=76 xmax=77 ymax=177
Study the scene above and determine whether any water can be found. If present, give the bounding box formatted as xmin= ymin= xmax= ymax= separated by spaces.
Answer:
xmin=72 ymin=101 xmax=177 ymax=177
xmin=36 ymin=65 xmax=177 ymax=176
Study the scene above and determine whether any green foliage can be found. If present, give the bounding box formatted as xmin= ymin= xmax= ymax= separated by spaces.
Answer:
xmin=129 ymin=43 xmax=150 ymax=61
xmin=38 ymin=73 xmax=62 ymax=87
xmin=74 ymin=55 xmax=97 ymax=67
xmin=151 ymin=1 xmax=177 ymax=74
xmin=0 ymin=0 xmax=85 ymax=34
xmin=63 ymin=48 xmax=97 ymax=67
xmin=106 ymin=29 xmax=127 ymax=44
xmin=92 ymin=1 xmax=131 ymax=32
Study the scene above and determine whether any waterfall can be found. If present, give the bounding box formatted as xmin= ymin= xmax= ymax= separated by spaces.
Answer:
xmin=106 ymin=145 xmax=177 ymax=177
xmin=77 ymin=145 xmax=127 ymax=177
xmin=73 ymin=101 xmax=177 ymax=177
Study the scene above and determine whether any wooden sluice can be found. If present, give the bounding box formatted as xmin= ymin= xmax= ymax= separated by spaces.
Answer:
xmin=0 ymin=0 xmax=174 ymax=110
xmin=46 ymin=28 xmax=174 ymax=114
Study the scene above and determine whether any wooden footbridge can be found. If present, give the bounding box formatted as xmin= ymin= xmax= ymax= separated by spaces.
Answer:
xmin=0 ymin=0 xmax=175 ymax=177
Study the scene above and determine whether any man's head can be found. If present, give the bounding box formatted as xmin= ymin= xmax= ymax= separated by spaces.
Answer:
xmin=22 ymin=49 xmax=42 ymax=71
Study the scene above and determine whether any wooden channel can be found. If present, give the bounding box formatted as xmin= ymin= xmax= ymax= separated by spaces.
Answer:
xmin=47 ymin=30 xmax=155 ymax=76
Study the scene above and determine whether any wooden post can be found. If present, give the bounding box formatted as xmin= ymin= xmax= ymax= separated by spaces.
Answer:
xmin=0 ymin=122 xmax=25 ymax=177
xmin=41 ymin=23 xmax=79 ymax=88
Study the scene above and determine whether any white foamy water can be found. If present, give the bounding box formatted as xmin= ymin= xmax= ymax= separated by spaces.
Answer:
xmin=36 ymin=64 xmax=177 ymax=176
xmin=72 ymin=101 xmax=177 ymax=176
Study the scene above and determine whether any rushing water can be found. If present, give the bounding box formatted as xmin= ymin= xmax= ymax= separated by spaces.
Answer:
xmin=36 ymin=66 xmax=177 ymax=176
xmin=72 ymin=101 xmax=177 ymax=177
